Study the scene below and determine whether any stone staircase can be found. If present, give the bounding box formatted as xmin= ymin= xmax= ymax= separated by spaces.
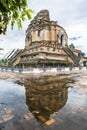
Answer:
xmin=6 ymin=49 xmax=16 ymax=59
xmin=8 ymin=49 xmax=23 ymax=65
xmin=63 ymin=47 xmax=80 ymax=65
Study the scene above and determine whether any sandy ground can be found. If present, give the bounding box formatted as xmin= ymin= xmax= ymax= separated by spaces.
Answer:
xmin=0 ymin=70 xmax=87 ymax=88
xmin=0 ymin=69 xmax=86 ymax=78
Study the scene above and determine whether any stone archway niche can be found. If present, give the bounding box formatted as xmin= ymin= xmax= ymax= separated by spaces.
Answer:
xmin=57 ymin=29 xmax=67 ymax=46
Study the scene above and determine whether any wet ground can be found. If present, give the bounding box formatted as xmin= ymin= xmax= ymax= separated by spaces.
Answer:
xmin=0 ymin=73 xmax=87 ymax=130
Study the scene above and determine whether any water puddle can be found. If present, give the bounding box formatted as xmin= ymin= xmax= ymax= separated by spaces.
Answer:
xmin=0 ymin=77 xmax=87 ymax=130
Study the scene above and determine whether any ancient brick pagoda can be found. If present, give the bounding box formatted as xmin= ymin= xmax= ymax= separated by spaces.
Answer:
xmin=7 ymin=10 xmax=81 ymax=67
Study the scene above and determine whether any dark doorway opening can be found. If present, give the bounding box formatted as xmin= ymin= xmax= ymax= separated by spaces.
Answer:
xmin=60 ymin=35 xmax=64 ymax=46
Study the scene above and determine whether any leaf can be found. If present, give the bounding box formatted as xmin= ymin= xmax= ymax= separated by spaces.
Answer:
xmin=1 ymin=0 xmax=7 ymax=8
xmin=11 ymin=20 xmax=15 ymax=29
xmin=12 ymin=10 xmax=19 ymax=19
xmin=17 ymin=19 xmax=22 ymax=30
xmin=22 ymin=0 xmax=27 ymax=6
xmin=20 ymin=13 xmax=26 ymax=21
xmin=27 ymin=9 xmax=34 ymax=14
xmin=0 ymin=22 xmax=5 ymax=29
xmin=24 ymin=9 xmax=34 ymax=19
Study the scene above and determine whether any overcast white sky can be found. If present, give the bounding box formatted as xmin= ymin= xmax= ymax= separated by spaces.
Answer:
xmin=0 ymin=0 xmax=87 ymax=58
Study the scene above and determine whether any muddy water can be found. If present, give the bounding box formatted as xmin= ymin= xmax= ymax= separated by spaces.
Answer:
xmin=0 ymin=77 xmax=87 ymax=130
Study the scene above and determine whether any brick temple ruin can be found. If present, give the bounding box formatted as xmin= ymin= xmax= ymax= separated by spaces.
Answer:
xmin=3 ymin=10 xmax=84 ymax=67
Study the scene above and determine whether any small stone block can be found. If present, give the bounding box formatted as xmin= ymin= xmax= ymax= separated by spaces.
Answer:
xmin=0 ymin=118 xmax=3 ymax=123
xmin=24 ymin=114 xmax=31 ymax=120
xmin=79 ymin=107 xmax=85 ymax=111
xmin=27 ymin=113 xmax=34 ymax=118
xmin=2 ymin=114 xmax=14 ymax=122
xmin=24 ymin=113 xmax=33 ymax=120
xmin=45 ymin=119 xmax=55 ymax=125
xmin=4 ymin=108 xmax=12 ymax=114
xmin=38 ymin=116 xmax=47 ymax=123
xmin=45 ymin=107 xmax=51 ymax=111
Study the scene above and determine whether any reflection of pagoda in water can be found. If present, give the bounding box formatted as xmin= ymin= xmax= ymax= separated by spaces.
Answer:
xmin=24 ymin=78 xmax=68 ymax=123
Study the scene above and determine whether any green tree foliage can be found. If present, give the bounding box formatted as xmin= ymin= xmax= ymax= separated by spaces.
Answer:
xmin=0 ymin=48 xmax=3 ymax=50
xmin=0 ymin=48 xmax=3 ymax=56
xmin=2 ymin=58 xmax=8 ymax=63
xmin=80 ymin=52 xmax=85 ymax=57
xmin=69 ymin=43 xmax=75 ymax=49
xmin=0 ymin=0 xmax=34 ymax=34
